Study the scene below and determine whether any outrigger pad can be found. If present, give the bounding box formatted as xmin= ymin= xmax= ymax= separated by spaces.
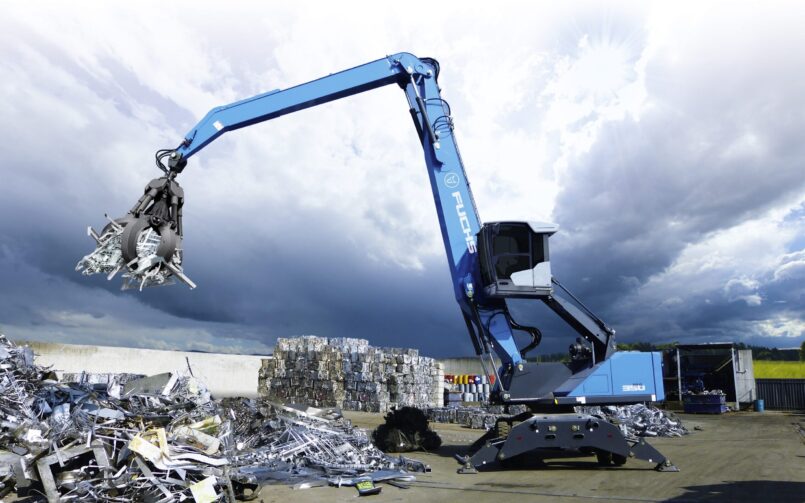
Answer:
xmin=656 ymin=460 xmax=680 ymax=472
xmin=454 ymin=454 xmax=478 ymax=474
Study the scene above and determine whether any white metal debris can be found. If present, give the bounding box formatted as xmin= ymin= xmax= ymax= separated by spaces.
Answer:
xmin=0 ymin=334 xmax=426 ymax=502
xmin=576 ymin=404 xmax=690 ymax=438
xmin=76 ymin=215 xmax=195 ymax=291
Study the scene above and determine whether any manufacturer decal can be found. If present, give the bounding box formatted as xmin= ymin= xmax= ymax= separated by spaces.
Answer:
xmin=452 ymin=191 xmax=476 ymax=254
xmin=444 ymin=172 xmax=460 ymax=188
xmin=622 ymin=384 xmax=646 ymax=392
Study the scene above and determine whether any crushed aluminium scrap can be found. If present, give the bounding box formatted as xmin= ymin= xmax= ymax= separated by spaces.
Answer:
xmin=0 ymin=335 xmax=426 ymax=501
xmin=576 ymin=405 xmax=689 ymax=438
xmin=260 ymin=336 xmax=444 ymax=413
xmin=426 ymin=405 xmax=528 ymax=430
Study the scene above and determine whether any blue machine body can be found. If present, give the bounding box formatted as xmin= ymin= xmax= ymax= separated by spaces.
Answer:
xmin=170 ymin=52 xmax=662 ymax=407
xmin=556 ymin=352 xmax=665 ymax=403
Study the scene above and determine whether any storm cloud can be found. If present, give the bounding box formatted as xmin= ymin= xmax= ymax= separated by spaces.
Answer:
xmin=0 ymin=1 xmax=803 ymax=357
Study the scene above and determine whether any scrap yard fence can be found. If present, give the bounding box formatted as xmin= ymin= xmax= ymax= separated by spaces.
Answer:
xmin=755 ymin=378 xmax=805 ymax=411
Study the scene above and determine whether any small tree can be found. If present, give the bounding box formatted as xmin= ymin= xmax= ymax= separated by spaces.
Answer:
xmin=800 ymin=340 xmax=805 ymax=362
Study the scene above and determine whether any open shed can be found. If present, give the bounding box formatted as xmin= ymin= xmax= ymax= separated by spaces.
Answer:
xmin=662 ymin=343 xmax=755 ymax=410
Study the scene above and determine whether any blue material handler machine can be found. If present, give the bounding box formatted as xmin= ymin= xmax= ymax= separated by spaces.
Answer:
xmin=79 ymin=53 xmax=678 ymax=473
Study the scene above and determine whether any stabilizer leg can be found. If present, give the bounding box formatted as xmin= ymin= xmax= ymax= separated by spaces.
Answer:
xmin=627 ymin=437 xmax=679 ymax=472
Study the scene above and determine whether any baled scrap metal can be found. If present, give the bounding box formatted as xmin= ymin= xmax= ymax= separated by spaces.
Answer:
xmin=0 ymin=334 xmax=426 ymax=501
xmin=425 ymin=404 xmax=529 ymax=430
xmin=62 ymin=371 xmax=145 ymax=387
xmin=259 ymin=336 xmax=441 ymax=412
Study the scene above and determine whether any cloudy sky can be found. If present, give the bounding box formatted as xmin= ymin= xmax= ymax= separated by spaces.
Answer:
xmin=1 ymin=1 xmax=804 ymax=357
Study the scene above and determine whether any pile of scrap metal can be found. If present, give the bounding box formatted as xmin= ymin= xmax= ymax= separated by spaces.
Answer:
xmin=685 ymin=389 xmax=725 ymax=395
xmin=425 ymin=405 xmax=529 ymax=430
xmin=0 ymin=335 xmax=427 ymax=502
xmin=576 ymin=404 xmax=689 ymax=438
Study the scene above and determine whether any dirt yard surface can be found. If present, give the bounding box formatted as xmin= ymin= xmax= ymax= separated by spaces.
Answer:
xmin=254 ymin=410 xmax=805 ymax=503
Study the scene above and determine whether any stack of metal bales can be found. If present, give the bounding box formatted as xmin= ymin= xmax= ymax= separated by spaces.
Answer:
xmin=426 ymin=404 xmax=529 ymax=429
xmin=259 ymin=336 xmax=444 ymax=412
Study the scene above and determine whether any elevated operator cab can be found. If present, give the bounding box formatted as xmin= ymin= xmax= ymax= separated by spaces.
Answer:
xmin=478 ymin=221 xmax=557 ymax=299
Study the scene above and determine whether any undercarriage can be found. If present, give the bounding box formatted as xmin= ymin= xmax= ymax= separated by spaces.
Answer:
xmin=456 ymin=411 xmax=679 ymax=473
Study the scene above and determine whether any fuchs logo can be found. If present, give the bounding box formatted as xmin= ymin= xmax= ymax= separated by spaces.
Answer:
xmin=451 ymin=191 xmax=476 ymax=253
xmin=444 ymin=172 xmax=460 ymax=188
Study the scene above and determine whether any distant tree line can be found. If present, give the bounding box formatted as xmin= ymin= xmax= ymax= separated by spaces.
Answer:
xmin=529 ymin=341 xmax=804 ymax=362
xmin=739 ymin=343 xmax=801 ymax=362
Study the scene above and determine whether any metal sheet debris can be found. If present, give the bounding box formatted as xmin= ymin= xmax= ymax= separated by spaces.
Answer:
xmin=121 ymin=371 xmax=175 ymax=398
xmin=576 ymin=404 xmax=690 ymax=438
xmin=0 ymin=334 xmax=427 ymax=501
xmin=189 ymin=475 xmax=219 ymax=503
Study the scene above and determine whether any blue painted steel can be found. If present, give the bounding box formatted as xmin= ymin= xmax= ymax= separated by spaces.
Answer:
xmin=683 ymin=403 xmax=728 ymax=414
xmin=171 ymin=52 xmax=521 ymax=367
xmin=400 ymin=78 xmax=481 ymax=305
xmin=176 ymin=55 xmax=413 ymax=159
xmin=481 ymin=309 xmax=523 ymax=368
xmin=563 ymin=352 xmax=665 ymax=400
xmin=683 ymin=394 xmax=727 ymax=414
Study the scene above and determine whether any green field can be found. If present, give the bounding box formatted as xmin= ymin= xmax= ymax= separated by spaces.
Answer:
xmin=754 ymin=360 xmax=805 ymax=378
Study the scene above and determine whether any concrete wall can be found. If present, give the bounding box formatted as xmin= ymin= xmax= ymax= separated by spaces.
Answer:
xmin=26 ymin=341 xmax=266 ymax=398
xmin=25 ymin=342 xmax=488 ymax=397
xmin=438 ymin=357 xmax=485 ymax=376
